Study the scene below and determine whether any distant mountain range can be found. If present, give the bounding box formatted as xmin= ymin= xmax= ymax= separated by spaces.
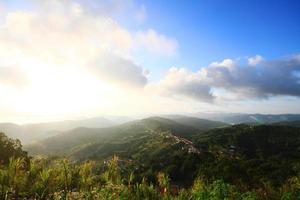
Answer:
xmin=24 ymin=116 xmax=226 ymax=157
xmin=164 ymin=115 xmax=228 ymax=130
xmin=1 ymin=113 xmax=300 ymax=145
xmin=194 ymin=113 xmax=300 ymax=124
xmin=0 ymin=117 xmax=117 ymax=144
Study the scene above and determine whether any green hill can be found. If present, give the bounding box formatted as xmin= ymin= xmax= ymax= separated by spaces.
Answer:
xmin=25 ymin=118 xmax=300 ymax=188
xmin=192 ymin=124 xmax=300 ymax=186
xmin=3 ymin=118 xmax=300 ymax=199
xmin=4 ymin=128 xmax=300 ymax=199
xmin=166 ymin=115 xmax=228 ymax=130
xmin=272 ymin=120 xmax=300 ymax=127
xmin=25 ymin=117 xmax=199 ymax=156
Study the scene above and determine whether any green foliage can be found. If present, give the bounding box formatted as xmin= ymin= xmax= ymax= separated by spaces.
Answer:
xmin=25 ymin=117 xmax=200 ymax=156
xmin=0 ymin=155 xmax=300 ymax=199
xmin=2 ymin=121 xmax=300 ymax=199
xmin=78 ymin=161 xmax=95 ymax=191
xmin=157 ymin=172 xmax=170 ymax=189
xmin=194 ymin=124 xmax=300 ymax=187
xmin=25 ymin=119 xmax=300 ymax=189
xmin=0 ymin=132 xmax=29 ymax=165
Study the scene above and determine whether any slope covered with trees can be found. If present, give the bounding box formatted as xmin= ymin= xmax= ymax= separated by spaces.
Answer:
xmin=24 ymin=117 xmax=200 ymax=156
xmin=1 ymin=130 xmax=300 ymax=199
xmin=25 ymin=118 xmax=300 ymax=188
xmin=3 ymin=118 xmax=300 ymax=199
xmin=193 ymin=124 xmax=300 ymax=187
xmin=165 ymin=115 xmax=228 ymax=130
xmin=272 ymin=120 xmax=300 ymax=127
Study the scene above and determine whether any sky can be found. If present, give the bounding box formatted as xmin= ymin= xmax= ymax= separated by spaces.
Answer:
xmin=0 ymin=0 xmax=300 ymax=123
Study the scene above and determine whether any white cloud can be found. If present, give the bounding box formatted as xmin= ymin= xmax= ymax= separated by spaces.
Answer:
xmin=205 ymin=55 xmax=300 ymax=98
xmin=0 ymin=0 xmax=177 ymax=89
xmin=3 ymin=0 xmax=298 ymax=122
xmin=0 ymin=0 xmax=180 ymax=122
xmin=90 ymin=53 xmax=147 ymax=87
xmin=147 ymin=67 xmax=214 ymax=102
xmin=135 ymin=29 xmax=178 ymax=56
xmin=152 ymin=55 xmax=300 ymax=102
xmin=248 ymin=55 xmax=264 ymax=66
xmin=210 ymin=59 xmax=235 ymax=69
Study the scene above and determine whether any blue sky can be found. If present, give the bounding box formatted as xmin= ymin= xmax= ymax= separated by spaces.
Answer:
xmin=129 ymin=0 xmax=300 ymax=71
xmin=0 ymin=0 xmax=300 ymax=123
xmin=5 ymin=0 xmax=300 ymax=72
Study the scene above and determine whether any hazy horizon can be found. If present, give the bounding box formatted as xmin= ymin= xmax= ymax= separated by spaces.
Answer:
xmin=2 ymin=111 xmax=300 ymax=125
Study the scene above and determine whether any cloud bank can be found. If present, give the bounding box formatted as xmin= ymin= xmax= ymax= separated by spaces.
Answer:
xmin=152 ymin=55 xmax=300 ymax=102
xmin=0 ymin=0 xmax=299 ymax=122
xmin=0 ymin=0 xmax=177 ymax=88
xmin=147 ymin=68 xmax=214 ymax=102
xmin=91 ymin=53 xmax=147 ymax=87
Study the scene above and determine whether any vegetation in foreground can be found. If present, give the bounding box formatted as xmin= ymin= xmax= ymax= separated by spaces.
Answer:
xmin=1 ymin=155 xmax=300 ymax=200
xmin=2 ymin=119 xmax=300 ymax=199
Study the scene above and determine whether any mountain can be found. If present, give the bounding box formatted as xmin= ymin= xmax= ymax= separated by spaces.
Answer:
xmin=195 ymin=113 xmax=300 ymax=124
xmin=6 ymin=126 xmax=299 ymax=199
xmin=272 ymin=120 xmax=300 ymax=127
xmin=165 ymin=115 xmax=228 ymax=130
xmin=25 ymin=117 xmax=211 ymax=183
xmin=4 ymin=113 xmax=300 ymax=144
xmin=191 ymin=124 xmax=300 ymax=186
xmin=194 ymin=124 xmax=300 ymax=159
xmin=0 ymin=117 xmax=115 ymax=144
xmin=24 ymin=117 xmax=200 ymax=157
xmin=25 ymin=116 xmax=300 ymax=187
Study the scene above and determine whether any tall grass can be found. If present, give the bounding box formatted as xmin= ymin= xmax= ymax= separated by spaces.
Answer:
xmin=0 ymin=156 xmax=299 ymax=199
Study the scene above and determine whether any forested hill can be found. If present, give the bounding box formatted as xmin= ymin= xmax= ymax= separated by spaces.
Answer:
xmin=24 ymin=117 xmax=195 ymax=156
xmin=192 ymin=124 xmax=300 ymax=187
xmin=23 ymin=117 xmax=300 ymax=187
xmin=194 ymin=124 xmax=300 ymax=159
xmin=2 ymin=121 xmax=300 ymax=199
xmin=272 ymin=120 xmax=300 ymax=127
xmin=164 ymin=115 xmax=228 ymax=130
